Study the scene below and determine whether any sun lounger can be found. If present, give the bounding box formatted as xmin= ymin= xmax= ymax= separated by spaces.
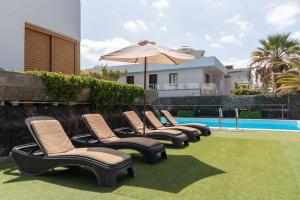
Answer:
xmin=145 ymin=111 xmax=201 ymax=142
xmin=119 ymin=111 xmax=189 ymax=148
xmin=10 ymin=116 xmax=134 ymax=187
xmin=71 ymin=114 xmax=167 ymax=164
xmin=160 ymin=110 xmax=211 ymax=136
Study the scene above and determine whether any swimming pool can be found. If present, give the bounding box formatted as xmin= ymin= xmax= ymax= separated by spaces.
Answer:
xmin=163 ymin=117 xmax=300 ymax=131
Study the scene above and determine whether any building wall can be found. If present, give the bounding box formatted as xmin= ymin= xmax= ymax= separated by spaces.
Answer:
xmin=121 ymin=68 xmax=227 ymax=97
xmin=0 ymin=0 xmax=81 ymax=71
xmin=121 ymin=68 xmax=204 ymax=86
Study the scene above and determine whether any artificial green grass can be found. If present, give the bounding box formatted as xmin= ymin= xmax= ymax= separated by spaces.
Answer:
xmin=1 ymin=130 xmax=300 ymax=200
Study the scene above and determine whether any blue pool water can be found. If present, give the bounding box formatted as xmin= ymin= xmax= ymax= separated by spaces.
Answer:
xmin=162 ymin=117 xmax=300 ymax=131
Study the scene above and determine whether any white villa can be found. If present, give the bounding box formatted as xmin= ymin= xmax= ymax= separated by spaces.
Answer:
xmin=109 ymin=47 xmax=250 ymax=97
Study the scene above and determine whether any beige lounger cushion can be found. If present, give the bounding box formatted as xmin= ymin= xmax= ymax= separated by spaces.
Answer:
xmin=146 ymin=129 xmax=181 ymax=135
xmin=83 ymin=114 xmax=115 ymax=139
xmin=123 ymin=111 xmax=146 ymax=132
xmin=101 ymin=136 xmax=160 ymax=147
xmin=52 ymin=147 xmax=131 ymax=165
xmin=124 ymin=111 xmax=181 ymax=135
xmin=31 ymin=120 xmax=75 ymax=155
xmin=161 ymin=110 xmax=178 ymax=125
xmin=159 ymin=126 xmax=199 ymax=133
xmin=161 ymin=110 xmax=207 ymax=127
xmin=145 ymin=111 xmax=164 ymax=129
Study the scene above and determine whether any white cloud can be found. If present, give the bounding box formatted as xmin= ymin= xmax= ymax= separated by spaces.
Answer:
xmin=223 ymin=58 xmax=250 ymax=68
xmin=205 ymin=34 xmax=211 ymax=40
xmin=81 ymin=38 xmax=131 ymax=68
xmin=124 ymin=20 xmax=148 ymax=32
xmin=219 ymin=34 xmax=242 ymax=45
xmin=158 ymin=11 xmax=167 ymax=18
xmin=186 ymin=32 xmax=193 ymax=37
xmin=225 ymin=14 xmax=251 ymax=32
xmin=159 ymin=25 xmax=168 ymax=32
xmin=291 ymin=30 xmax=300 ymax=40
xmin=152 ymin=0 xmax=170 ymax=10
xmin=266 ymin=2 xmax=300 ymax=28
xmin=213 ymin=2 xmax=223 ymax=7
xmin=140 ymin=0 xmax=148 ymax=5
xmin=210 ymin=43 xmax=223 ymax=48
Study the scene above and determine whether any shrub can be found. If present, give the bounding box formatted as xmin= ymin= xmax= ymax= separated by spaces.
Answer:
xmin=239 ymin=111 xmax=262 ymax=119
xmin=233 ymin=88 xmax=262 ymax=95
xmin=27 ymin=71 xmax=85 ymax=102
xmin=177 ymin=111 xmax=195 ymax=117
xmin=27 ymin=71 xmax=144 ymax=107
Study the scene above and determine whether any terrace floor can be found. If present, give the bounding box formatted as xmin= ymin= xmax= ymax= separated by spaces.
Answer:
xmin=1 ymin=130 xmax=300 ymax=200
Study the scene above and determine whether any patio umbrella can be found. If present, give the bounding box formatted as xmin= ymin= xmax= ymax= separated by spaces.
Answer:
xmin=100 ymin=40 xmax=196 ymax=134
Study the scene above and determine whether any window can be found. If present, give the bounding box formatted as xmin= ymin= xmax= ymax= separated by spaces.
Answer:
xmin=205 ymin=74 xmax=211 ymax=83
xmin=169 ymin=73 xmax=178 ymax=85
xmin=149 ymin=74 xmax=157 ymax=90
xmin=126 ymin=76 xmax=134 ymax=84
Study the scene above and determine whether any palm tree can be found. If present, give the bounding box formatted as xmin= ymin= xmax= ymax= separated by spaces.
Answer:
xmin=250 ymin=33 xmax=300 ymax=92
xmin=276 ymin=61 xmax=300 ymax=93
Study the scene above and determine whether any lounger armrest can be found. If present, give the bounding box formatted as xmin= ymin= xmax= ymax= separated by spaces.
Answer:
xmin=11 ymin=143 xmax=44 ymax=156
xmin=162 ymin=122 xmax=172 ymax=127
xmin=148 ymin=126 xmax=156 ymax=130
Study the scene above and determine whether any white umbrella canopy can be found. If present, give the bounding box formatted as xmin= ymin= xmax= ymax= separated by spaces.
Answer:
xmin=100 ymin=40 xmax=196 ymax=64
xmin=100 ymin=40 xmax=196 ymax=134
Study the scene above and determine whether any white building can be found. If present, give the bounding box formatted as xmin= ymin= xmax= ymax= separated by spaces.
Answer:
xmin=0 ymin=0 xmax=81 ymax=74
xmin=108 ymin=47 xmax=250 ymax=97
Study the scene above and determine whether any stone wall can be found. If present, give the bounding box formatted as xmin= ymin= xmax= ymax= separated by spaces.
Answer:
xmin=153 ymin=94 xmax=300 ymax=119
xmin=0 ymin=71 xmax=158 ymax=104
xmin=0 ymin=104 xmax=153 ymax=156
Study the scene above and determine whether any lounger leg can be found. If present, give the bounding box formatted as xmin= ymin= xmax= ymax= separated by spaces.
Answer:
xmin=144 ymin=153 xmax=158 ymax=164
xmin=172 ymin=139 xmax=189 ymax=148
xmin=127 ymin=167 xmax=134 ymax=177
xmin=95 ymin=172 xmax=118 ymax=187
xmin=161 ymin=151 xmax=167 ymax=159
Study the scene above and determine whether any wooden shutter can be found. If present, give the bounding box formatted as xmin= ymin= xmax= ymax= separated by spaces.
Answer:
xmin=52 ymin=37 xmax=75 ymax=74
xmin=24 ymin=23 xmax=80 ymax=75
xmin=25 ymin=28 xmax=51 ymax=71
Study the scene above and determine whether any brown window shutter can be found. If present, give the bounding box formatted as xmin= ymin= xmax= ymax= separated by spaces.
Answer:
xmin=52 ymin=37 xmax=76 ymax=74
xmin=25 ymin=28 xmax=51 ymax=71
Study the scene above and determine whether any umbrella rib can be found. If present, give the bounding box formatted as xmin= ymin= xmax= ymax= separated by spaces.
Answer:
xmin=134 ymin=57 xmax=139 ymax=63
xmin=162 ymin=53 xmax=178 ymax=65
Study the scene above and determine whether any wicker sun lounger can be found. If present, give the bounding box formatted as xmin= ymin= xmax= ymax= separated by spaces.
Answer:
xmin=145 ymin=111 xmax=201 ymax=142
xmin=160 ymin=110 xmax=211 ymax=136
xmin=71 ymin=114 xmax=167 ymax=164
xmin=10 ymin=116 xmax=134 ymax=187
xmin=119 ymin=111 xmax=189 ymax=148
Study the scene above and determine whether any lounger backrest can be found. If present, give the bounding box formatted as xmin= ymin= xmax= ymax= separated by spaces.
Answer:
xmin=145 ymin=111 xmax=164 ymax=129
xmin=161 ymin=110 xmax=178 ymax=125
xmin=26 ymin=117 xmax=75 ymax=156
xmin=82 ymin=114 xmax=116 ymax=140
xmin=123 ymin=111 xmax=149 ymax=133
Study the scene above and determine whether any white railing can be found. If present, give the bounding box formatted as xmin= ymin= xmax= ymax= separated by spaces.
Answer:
xmin=153 ymin=82 xmax=218 ymax=95
xmin=202 ymin=83 xmax=218 ymax=95
xmin=157 ymin=82 xmax=202 ymax=90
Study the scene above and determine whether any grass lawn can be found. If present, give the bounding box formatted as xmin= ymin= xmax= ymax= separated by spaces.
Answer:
xmin=1 ymin=130 xmax=300 ymax=200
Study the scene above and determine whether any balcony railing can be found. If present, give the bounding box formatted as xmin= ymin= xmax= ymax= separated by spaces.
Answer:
xmin=146 ymin=82 xmax=218 ymax=95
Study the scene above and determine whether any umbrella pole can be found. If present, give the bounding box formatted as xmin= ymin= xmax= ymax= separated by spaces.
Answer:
xmin=143 ymin=57 xmax=147 ymax=135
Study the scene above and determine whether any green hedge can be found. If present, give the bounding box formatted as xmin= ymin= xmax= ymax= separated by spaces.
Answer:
xmin=177 ymin=111 xmax=195 ymax=117
xmin=239 ymin=111 xmax=262 ymax=119
xmin=27 ymin=71 xmax=144 ymax=108
xmin=233 ymin=88 xmax=262 ymax=95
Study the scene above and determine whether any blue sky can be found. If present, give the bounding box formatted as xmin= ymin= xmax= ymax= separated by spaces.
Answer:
xmin=80 ymin=0 xmax=300 ymax=69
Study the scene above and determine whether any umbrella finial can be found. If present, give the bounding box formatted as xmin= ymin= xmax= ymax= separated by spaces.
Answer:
xmin=138 ymin=40 xmax=156 ymax=46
